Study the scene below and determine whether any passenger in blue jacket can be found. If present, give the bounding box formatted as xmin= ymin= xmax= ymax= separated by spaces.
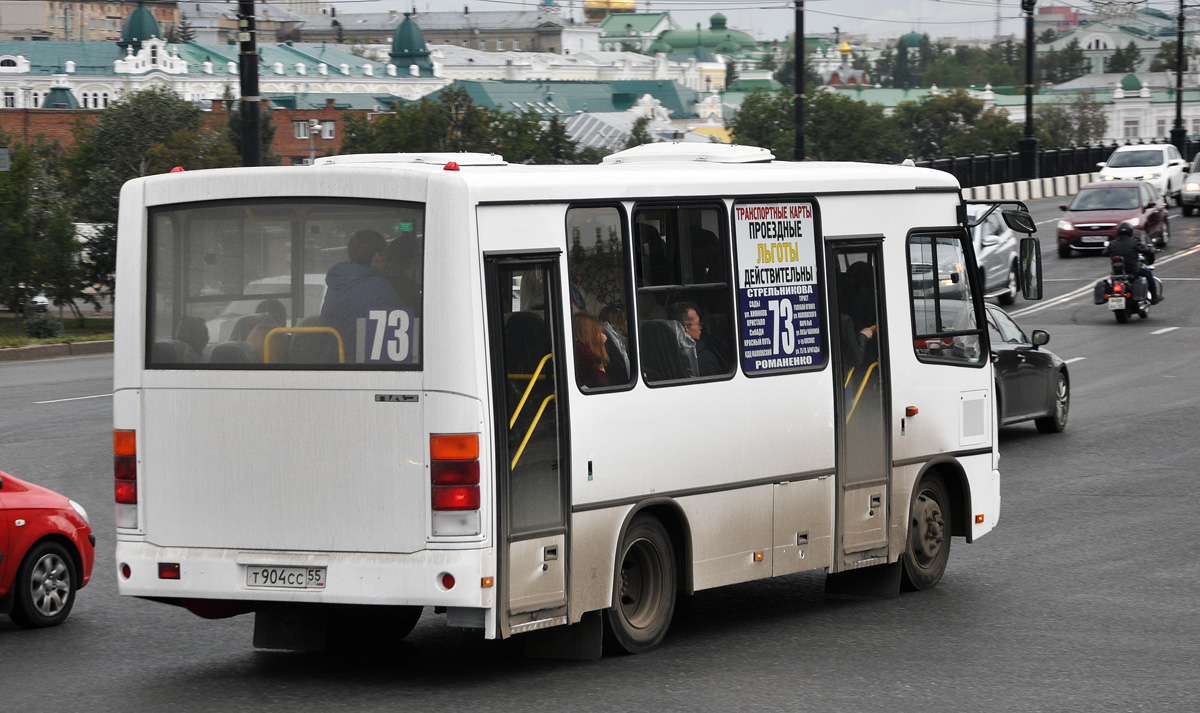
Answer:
xmin=320 ymin=229 xmax=409 ymax=363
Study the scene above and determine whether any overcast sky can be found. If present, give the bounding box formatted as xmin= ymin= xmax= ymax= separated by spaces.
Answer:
xmin=311 ymin=0 xmax=1183 ymax=44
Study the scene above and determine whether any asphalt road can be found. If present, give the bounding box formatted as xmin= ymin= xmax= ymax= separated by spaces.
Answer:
xmin=2 ymin=198 xmax=1198 ymax=712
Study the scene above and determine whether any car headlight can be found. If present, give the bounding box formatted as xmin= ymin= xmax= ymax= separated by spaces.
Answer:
xmin=1141 ymin=173 xmax=1161 ymax=181
xmin=1186 ymin=182 xmax=1200 ymax=191
xmin=1101 ymin=174 xmax=1117 ymax=180
xmin=1127 ymin=217 xmax=1141 ymax=227
xmin=69 ymin=499 xmax=90 ymax=524
xmin=1057 ymin=220 xmax=1073 ymax=231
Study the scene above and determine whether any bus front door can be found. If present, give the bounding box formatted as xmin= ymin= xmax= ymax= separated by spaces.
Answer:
xmin=486 ymin=257 xmax=571 ymax=636
xmin=829 ymin=244 xmax=892 ymax=569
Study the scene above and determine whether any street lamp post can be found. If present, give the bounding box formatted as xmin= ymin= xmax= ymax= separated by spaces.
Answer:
xmin=1018 ymin=0 xmax=1039 ymax=180
xmin=237 ymin=0 xmax=262 ymax=167
xmin=794 ymin=1 xmax=805 ymax=161
xmin=1171 ymin=0 xmax=1187 ymax=155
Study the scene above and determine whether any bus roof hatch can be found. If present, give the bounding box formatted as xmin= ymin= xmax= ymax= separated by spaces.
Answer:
xmin=602 ymin=143 xmax=774 ymax=165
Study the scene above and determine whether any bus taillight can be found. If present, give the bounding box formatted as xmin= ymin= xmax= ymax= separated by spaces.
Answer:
xmin=430 ymin=434 xmax=481 ymax=536
xmin=114 ymin=429 xmax=138 ymax=528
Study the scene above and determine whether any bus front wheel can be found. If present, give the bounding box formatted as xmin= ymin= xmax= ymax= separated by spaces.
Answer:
xmin=901 ymin=474 xmax=951 ymax=591
xmin=603 ymin=514 xmax=676 ymax=654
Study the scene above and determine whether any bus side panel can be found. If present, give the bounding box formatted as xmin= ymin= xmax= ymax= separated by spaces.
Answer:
xmin=679 ymin=486 xmax=773 ymax=591
xmin=114 ymin=178 xmax=148 ymax=394
xmin=566 ymin=508 xmax=628 ymax=621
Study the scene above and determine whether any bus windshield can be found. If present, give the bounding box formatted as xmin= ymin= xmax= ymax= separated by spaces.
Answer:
xmin=147 ymin=198 xmax=424 ymax=369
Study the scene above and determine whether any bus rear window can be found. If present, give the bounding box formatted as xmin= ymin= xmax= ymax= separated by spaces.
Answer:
xmin=147 ymin=198 xmax=424 ymax=369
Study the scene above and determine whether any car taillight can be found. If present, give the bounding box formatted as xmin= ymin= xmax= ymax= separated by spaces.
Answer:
xmin=430 ymin=434 xmax=481 ymax=536
xmin=114 ymin=429 xmax=138 ymax=528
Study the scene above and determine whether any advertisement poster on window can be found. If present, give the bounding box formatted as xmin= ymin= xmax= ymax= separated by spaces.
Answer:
xmin=733 ymin=201 xmax=823 ymax=374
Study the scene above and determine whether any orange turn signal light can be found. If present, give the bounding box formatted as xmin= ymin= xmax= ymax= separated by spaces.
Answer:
xmin=905 ymin=406 xmax=919 ymax=417
xmin=481 ymin=576 xmax=494 ymax=589
xmin=430 ymin=434 xmax=479 ymax=460
xmin=975 ymin=514 xmax=985 ymax=524
xmin=753 ymin=552 xmax=763 ymax=563
xmin=114 ymin=429 xmax=136 ymax=456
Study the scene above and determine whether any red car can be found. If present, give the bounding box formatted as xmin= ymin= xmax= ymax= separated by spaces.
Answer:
xmin=1 ymin=470 xmax=95 ymax=627
xmin=1056 ymin=180 xmax=1170 ymax=258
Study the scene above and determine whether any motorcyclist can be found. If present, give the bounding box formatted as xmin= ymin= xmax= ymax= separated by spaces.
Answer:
xmin=1103 ymin=220 xmax=1161 ymax=304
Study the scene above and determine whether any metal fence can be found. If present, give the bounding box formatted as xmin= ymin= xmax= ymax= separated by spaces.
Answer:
xmin=913 ymin=139 xmax=1198 ymax=189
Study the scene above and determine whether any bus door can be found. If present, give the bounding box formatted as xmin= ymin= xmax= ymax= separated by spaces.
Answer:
xmin=828 ymin=243 xmax=892 ymax=569
xmin=485 ymin=255 xmax=571 ymax=635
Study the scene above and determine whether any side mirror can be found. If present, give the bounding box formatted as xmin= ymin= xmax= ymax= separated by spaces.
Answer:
xmin=1059 ymin=204 xmax=1068 ymax=211
xmin=1096 ymin=161 xmax=1107 ymax=169
xmin=1031 ymin=329 xmax=1050 ymax=347
xmin=1020 ymin=237 xmax=1043 ymax=300
xmin=1147 ymin=201 xmax=1157 ymax=208
xmin=1001 ymin=209 xmax=1036 ymax=234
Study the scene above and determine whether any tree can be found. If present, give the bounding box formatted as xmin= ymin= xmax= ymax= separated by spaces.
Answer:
xmin=0 ymin=132 xmax=36 ymax=324
xmin=67 ymin=86 xmax=238 ymax=306
xmin=891 ymin=89 xmax=996 ymax=160
xmin=760 ymin=52 xmax=777 ymax=72
xmin=1107 ymin=41 xmax=1143 ymax=74
xmin=1149 ymin=40 xmax=1188 ymax=72
xmin=1042 ymin=38 xmax=1088 ymax=83
xmin=725 ymin=59 xmax=739 ymax=88
xmin=804 ymin=89 xmax=901 ymax=162
xmin=223 ymin=92 xmax=280 ymax=165
xmin=1035 ymin=91 xmax=1109 ymax=147
xmin=625 ymin=116 xmax=653 ymax=149
xmin=1037 ymin=29 xmax=1058 ymax=45
xmin=726 ymin=88 xmax=794 ymax=160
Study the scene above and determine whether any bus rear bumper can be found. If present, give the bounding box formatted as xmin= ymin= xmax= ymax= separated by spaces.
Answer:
xmin=114 ymin=541 xmax=496 ymax=611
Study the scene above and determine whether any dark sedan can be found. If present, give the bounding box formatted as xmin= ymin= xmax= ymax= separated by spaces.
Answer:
xmin=986 ymin=304 xmax=1069 ymax=433
xmin=1056 ymin=180 xmax=1169 ymax=258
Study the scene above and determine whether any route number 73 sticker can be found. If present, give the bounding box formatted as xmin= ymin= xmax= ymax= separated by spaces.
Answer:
xmin=359 ymin=309 xmax=412 ymax=363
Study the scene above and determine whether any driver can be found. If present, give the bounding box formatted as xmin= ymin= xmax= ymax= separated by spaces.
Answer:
xmin=1103 ymin=220 xmax=1161 ymax=304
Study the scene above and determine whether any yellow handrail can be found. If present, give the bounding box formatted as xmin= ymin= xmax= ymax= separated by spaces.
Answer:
xmin=263 ymin=326 xmax=345 ymax=364
xmin=845 ymin=361 xmax=878 ymax=424
xmin=511 ymin=394 xmax=556 ymax=470
xmin=509 ymin=353 xmax=553 ymax=429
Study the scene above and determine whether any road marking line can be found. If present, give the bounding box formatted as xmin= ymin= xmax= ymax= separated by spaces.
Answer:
xmin=1151 ymin=327 xmax=1179 ymax=335
xmin=1064 ymin=357 xmax=1087 ymax=364
xmin=1011 ymin=242 xmax=1200 ymax=317
xmin=35 ymin=393 xmax=112 ymax=405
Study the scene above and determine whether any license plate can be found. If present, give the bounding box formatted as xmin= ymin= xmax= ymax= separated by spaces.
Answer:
xmin=1080 ymin=235 xmax=1106 ymax=244
xmin=1109 ymin=296 xmax=1126 ymax=310
xmin=245 ymin=566 xmax=326 ymax=589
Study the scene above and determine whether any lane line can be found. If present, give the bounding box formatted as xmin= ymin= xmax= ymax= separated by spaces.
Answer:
xmin=1151 ymin=327 xmax=1180 ymax=335
xmin=1011 ymin=242 xmax=1200 ymax=317
xmin=35 ymin=393 xmax=112 ymax=405
xmin=1064 ymin=357 xmax=1087 ymax=364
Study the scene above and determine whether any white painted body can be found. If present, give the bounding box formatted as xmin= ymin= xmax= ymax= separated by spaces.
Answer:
xmin=114 ymin=149 xmax=1001 ymax=642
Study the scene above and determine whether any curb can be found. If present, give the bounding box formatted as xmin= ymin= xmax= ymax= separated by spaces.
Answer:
xmin=0 ymin=340 xmax=114 ymax=363
xmin=964 ymin=172 xmax=1098 ymax=202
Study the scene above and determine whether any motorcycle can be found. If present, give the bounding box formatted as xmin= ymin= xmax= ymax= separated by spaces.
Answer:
xmin=1093 ymin=253 xmax=1163 ymax=324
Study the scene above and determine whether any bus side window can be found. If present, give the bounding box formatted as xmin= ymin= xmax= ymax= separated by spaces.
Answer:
xmin=633 ymin=205 xmax=735 ymax=384
xmin=566 ymin=206 xmax=635 ymax=391
xmin=908 ymin=233 xmax=984 ymax=365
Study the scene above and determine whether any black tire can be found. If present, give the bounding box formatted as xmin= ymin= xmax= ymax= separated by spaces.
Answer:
xmin=1183 ymin=204 xmax=1194 ymax=217
xmin=1035 ymin=372 xmax=1069 ymax=433
xmin=1058 ymin=246 xmax=1072 ymax=258
xmin=997 ymin=261 xmax=1018 ymax=306
xmin=901 ymin=474 xmax=951 ymax=592
xmin=9 ymin=540 xmax=78 ymax=628
xmin=603 ymin=514 xmax=676 ymax=654
xmin=1114 ymin=306 xmax=1130 ymax=324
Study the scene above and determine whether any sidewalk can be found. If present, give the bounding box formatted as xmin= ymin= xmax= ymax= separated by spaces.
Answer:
xmin=0 ymin=340 xmax=113 ymax=363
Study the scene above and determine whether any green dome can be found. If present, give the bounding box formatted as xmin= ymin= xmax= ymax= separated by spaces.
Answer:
xmin=898 ymin=31 xmax=924 ymax=49
xmin=1120 ymin=73 xmax=1142 ymax=91
xmin=390 ymin=13 xmax=433 ymax=77
xmin=43 ymin=86 xmax=80 ymax=109
xmin=652 ymin=14 xmax=756 ymax=57
xmin=119 ymin=1 xmax=160 ymax=52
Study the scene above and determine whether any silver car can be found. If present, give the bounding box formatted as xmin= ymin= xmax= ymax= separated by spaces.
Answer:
xmin=966 ymin=205 xmax=1020 ymax=305
xmin=1180 ymin=153 xmax=1200 ymax=216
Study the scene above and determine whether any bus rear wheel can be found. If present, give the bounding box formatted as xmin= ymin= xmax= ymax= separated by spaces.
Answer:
xmin=603 ymin=514 xmax=676 ymax=654
xmin=901 ymin=474 xmax=951 ymax=591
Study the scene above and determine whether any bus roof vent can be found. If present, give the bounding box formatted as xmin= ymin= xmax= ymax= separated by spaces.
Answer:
xmin=314 ymin=153 xmax=508 ymax=167
xmin=602 ymin=143 xmax=774 ymax=165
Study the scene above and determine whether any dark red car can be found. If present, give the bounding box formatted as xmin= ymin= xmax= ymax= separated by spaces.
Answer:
xmin=1056 ymin=181 xmax=1170 ymax=258
xmin=1 ymin=470 xmax=95 ymax=627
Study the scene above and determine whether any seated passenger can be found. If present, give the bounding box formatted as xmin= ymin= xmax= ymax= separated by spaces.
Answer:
xmin=572 ymin=313 xmax=609 ymax=389
xmin=319 ymin=229 xmax=409 ymax=363
xmin=174 ymin=316 xmax=209 ymax=358
xmin=667 ymin=301 xmax=723 ymax=376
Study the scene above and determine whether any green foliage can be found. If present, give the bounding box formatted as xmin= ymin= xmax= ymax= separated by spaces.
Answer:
xmin=23 ymin=312 xmax=63 ymax=339
xmin=892 ymin=89 xmax=1015 ymax=159
xmin=1149 ymin=40 xmax=1191 ymax=73
xmin=625 ymin=116 xmax=654 ymax=149
xmin=0 ymin=130 xmax=35 ymax=313
xmin=725 ymin=59 xmax=739 ymax=87
xmin=1036 ymin=91 xmax=1109 ymax=147
xmin=1107 ymin=42 xmax=1143 ymax=74
xmin=1039 ymin=38 xmax=1088 ymax=84
xmin=224 ymin=95 xmax=280 ymax=166
xmin=341 ymin=88 xmax=599 ymax=164
xmin=804 ymin=90 xmax=900 ymax=162
xmin=727 ymin=88 xmax=795 ymax=160
xmin=1037 ymin=29 xmax=1058 ymax=44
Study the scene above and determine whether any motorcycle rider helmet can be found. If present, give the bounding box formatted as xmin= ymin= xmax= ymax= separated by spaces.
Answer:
xmin=1116 ymin=221 xmax=1135 ymax=238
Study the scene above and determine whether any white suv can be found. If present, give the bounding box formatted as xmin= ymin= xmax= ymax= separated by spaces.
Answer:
xmin=1097 ymin=144 xmax=1187 ymax=205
